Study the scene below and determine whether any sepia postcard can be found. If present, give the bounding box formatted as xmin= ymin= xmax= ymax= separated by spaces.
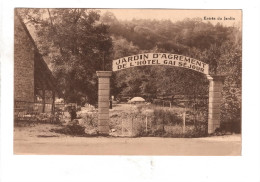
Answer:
xmin=2 ymin=0 xmax=260 ymax=181
xmin=13 ymin=8 xmax=242 ymax=156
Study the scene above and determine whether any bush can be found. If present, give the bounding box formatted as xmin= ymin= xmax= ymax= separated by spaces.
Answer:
xmin=221 ymin=78 xmax=241 ymax=134
xmin=152 ymin=128 xmax=165 ymax=136
xmin=153 ymin=108 xmax=182 ymax=125
xmin=134 ymin=121 xmax=148 ymax=137
xmin=184 ymin=122 xmax=207 ymax=137
xmin=51 ymin=124 xmax=86 ymax=136
xmin=109 ymin=104 xmax=208 ymax=138
xmin=218 ymin=121 xmax=241 ymax=134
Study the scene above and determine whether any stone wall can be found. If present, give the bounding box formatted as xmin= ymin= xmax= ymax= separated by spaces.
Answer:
xmin=14 ymin=15 xmax=34 ymax=102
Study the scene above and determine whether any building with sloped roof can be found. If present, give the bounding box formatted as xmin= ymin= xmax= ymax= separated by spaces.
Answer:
xmin=14 ymin=10 xmax=56 ymax=113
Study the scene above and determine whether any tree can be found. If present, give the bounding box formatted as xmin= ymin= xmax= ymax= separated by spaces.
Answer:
xmin=217 ymin=29 xmax=242 ymax=132
xmin=18 ymin=8 xmax=113 ymax=104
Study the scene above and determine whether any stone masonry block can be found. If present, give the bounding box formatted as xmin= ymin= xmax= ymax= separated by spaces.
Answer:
xmin=208 ymin=123 xmax=220 ymax=134
xmin=209 ymin=119 xmax=221 ymax=125
xmin=98 ymin=125 xmax=110 ymax=134
xmin=208 ymin=124 xmax=214 ymax=133
xmin=208 ymin=112 xmax=221 ymax=120
xmin=98 ymin=108 xmax=109 ymax=114
xmin=208 ymin=118 xmax=220 ymax=125
xmin=96 ymin=71 xmax=112 ymax=77
xmin=98 ymin=89 xmax=110 ymax=96
xmin=208 ymin=102 xmax=221 ymax=109
xmin=98 ymin=78 xmax=110 ymax=84
xmin=209 ymin=92 xmax=222 ymax=98
xmin=98 ymin=101 xmax=109 ymax=108
xmin=208 ymin=97 xmax=222 ymax=103
xmin=209 ymin=85 xmax=223 ymax=92
xmin=209 ymin=81 xmax=223 ymax=88
xmin=99 ymin=83 xmax=110 ymax=90
xmin=98 ymin=119 xmax=109 ymax=126
xmin=98 ymin=96 xmax=110 ymax=102
xmin=98 ymin=113 xmax=109 ymax=120
xmin=208 ymin=108 xmax=221 ymax=114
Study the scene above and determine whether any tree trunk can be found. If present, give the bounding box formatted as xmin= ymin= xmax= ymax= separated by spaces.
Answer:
xmin=42 ymin=89 xmax=45 ymax=113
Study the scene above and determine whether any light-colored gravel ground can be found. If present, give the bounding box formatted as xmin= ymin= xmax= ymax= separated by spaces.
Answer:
xmin=14 ymin=123 xmax=241 ymax=156
xmin=199 ymin=134 xmax=241 ymax=142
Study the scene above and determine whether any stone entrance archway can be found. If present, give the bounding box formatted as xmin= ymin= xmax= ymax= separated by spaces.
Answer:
xmin=96 ymin=53 xmax=224 ymax=135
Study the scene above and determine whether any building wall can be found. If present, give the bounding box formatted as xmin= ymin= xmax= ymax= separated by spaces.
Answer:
xmin=14 ymin=15 xmax=34 ymax=102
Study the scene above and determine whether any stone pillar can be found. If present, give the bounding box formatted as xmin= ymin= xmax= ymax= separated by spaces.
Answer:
xmin=96 ymin=71 xmax=112 ymax=135
xmin=207 ymin=75 xmax=225 ymax=134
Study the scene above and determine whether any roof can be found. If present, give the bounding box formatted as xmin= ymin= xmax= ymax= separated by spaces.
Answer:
xmin=130 ymin=97 xmax=145 ymax=102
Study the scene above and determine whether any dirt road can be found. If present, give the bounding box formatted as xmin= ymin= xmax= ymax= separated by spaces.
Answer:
xmin=14 ymin=135 xmax=241 ymax=155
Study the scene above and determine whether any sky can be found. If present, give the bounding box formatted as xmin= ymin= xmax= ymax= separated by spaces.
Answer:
xmin=99 ymin=9 xmax=242 ymax=27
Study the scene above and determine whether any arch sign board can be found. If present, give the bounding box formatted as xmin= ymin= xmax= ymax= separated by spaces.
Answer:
xmin=112 ymin=53 xmax=209 ymax=75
